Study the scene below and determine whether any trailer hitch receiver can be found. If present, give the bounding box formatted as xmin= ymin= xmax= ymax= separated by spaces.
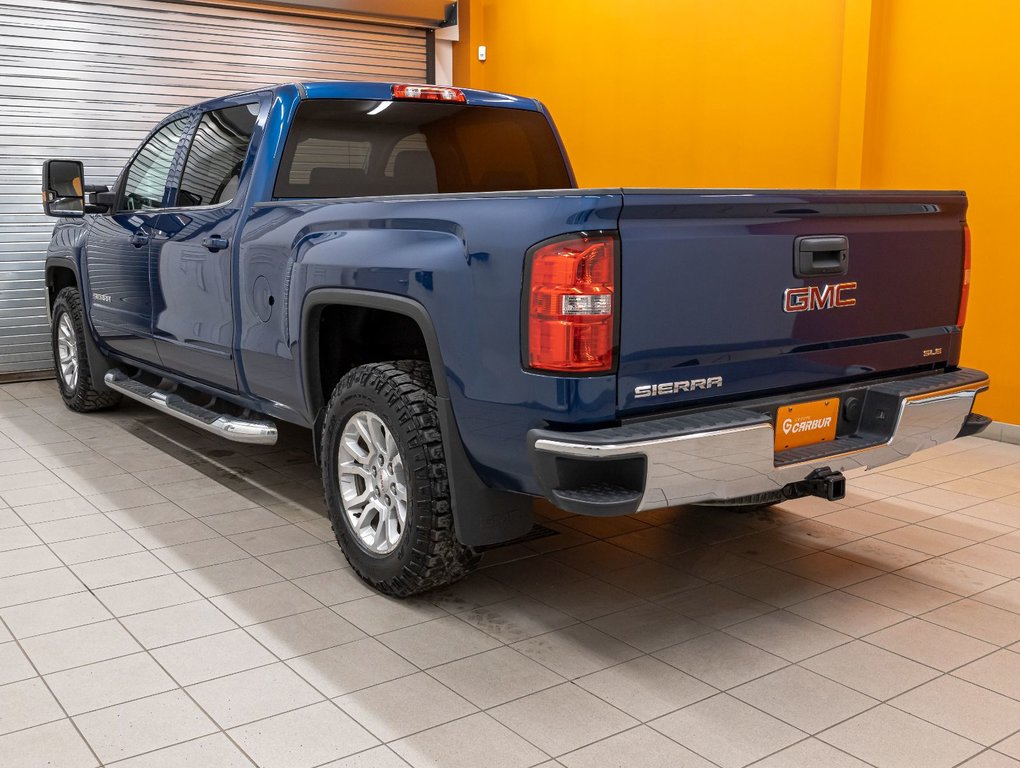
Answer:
xmin=784 ymin=466 xmax=846 ymax=502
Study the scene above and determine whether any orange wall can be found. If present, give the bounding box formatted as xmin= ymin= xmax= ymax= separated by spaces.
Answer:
xmin=454 ymin=0 xmax=1020 ymax=423
xmin=860 ymin=0 xmax=1020 ymax=424
xmin=458 ymin=0 xmax=847 ymax=188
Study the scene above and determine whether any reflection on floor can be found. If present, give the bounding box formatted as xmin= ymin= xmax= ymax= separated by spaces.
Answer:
xmin=1 ymin=380 xmax=1020 ymax=767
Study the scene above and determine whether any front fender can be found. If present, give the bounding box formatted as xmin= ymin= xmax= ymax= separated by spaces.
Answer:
xmin=45 ymin=220 xmax=115 ymax=392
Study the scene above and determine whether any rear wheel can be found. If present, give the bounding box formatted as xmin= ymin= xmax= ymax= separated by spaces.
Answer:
xmin=321 ymin=361 xmax=477 ymax=596
xmin=51 ymin=287 xmax=121 ymax=412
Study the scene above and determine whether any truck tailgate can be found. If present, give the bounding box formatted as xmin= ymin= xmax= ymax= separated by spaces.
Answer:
xmin=616 ymin=190 xmax=967 ymax=414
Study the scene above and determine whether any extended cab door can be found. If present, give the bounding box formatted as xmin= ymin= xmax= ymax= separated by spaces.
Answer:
xmin=151 ymin=100 xmax=261 ymax=391
xmin=85 ymin=117 xmax=189 ymax=364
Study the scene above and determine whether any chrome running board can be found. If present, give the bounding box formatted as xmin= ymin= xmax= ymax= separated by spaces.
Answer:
xmin=104 ymin=369 xmax=278 ymax=445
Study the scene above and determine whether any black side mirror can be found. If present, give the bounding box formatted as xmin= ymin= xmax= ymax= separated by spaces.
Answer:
xmin=42 ymin=159 xmax=85 ymax=217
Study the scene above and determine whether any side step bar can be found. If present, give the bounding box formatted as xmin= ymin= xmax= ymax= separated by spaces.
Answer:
xmin=104 ymin=370 xmax=278 ymax=445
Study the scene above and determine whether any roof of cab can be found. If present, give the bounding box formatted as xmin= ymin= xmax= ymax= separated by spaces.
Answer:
xmin=298 ymin=81 xmax=540 ymax=110
xmin=181 ymin=81 xmax=541 ymax=116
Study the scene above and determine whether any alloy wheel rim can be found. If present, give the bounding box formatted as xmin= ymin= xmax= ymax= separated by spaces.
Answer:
xmin=56 ymin=312 xmax=79 ymax=391
xmin=337 ymin=411 xmax=408 ymax=555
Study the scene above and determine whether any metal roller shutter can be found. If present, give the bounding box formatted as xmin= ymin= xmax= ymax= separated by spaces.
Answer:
xmin=0 ymin=0 xmax=428 ymax=375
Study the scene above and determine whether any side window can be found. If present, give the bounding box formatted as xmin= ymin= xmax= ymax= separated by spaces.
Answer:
xmin=121 ymin=118 xmax=189 ymax=211
xmin=176 ymin=104 xmax=258 ymax=207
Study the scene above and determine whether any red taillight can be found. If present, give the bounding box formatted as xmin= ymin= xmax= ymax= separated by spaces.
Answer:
xmin=957 ymin=223 xmax=971 ymax=328
xmin=526 ymin=235 xmax=616 ymax=372
xmin=391 ymin=84 xmax=466 ymax=103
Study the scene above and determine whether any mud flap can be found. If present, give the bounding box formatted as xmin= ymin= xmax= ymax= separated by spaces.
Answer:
xmin=436 ymin=396 xmax=534 ymax=547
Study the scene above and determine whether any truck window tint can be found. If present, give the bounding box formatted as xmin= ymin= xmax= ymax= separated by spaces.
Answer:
xmin=274 ymin=100 xmax=571 ymax=199
xmin=288 ymin=138 xmax=371 ymax=185
xmin=384 ymin=134 xmax=429 ymax=177
xmin=176 ymin=104 xmax=258 ymax=207
xmin=121 ymin=117 xmax=188 ymax=210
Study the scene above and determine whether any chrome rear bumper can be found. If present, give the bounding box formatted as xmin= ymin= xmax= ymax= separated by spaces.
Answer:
xmin=529 ymin=368 xmax=989 ymax=515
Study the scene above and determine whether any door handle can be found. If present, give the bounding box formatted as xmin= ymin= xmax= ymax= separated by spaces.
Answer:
xmin=128 ymin=232 xmax=149 ymax=248
xmin=202 ymin=235 xmax=229 ymax=252
xmin=794 ymin=235 xmax=849 ymax=277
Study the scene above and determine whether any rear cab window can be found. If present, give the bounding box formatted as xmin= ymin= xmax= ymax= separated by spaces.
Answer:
xmin=273 ymin=100 xmax=571 ymax=199
xmin=176 ymin=103 xmax=258 ymax=207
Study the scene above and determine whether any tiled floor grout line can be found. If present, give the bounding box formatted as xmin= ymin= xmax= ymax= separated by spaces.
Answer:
xmin=229 ymin=592 xmax=647 ymax=761
xmin=102 ymin=591 xmax=284 ymax=767
xmin=6 ymin=561 xmax=459 ymax=669
xmin=566 ymin=524 xmax=1020 ymax=761
xmin=144 ymin=593 xmax=566 ymax=761
xmin=669 ymin=639 xmax=996 ymax=768
xmin=5 ymin=512 xmax=340 ymax=592
xmin=11 ymin=471 xmax=1015 ymax=750
xmin=952 ymin=749 xmax=1015 ymax=768
xmin=306 ymin=743 xmax=412 ymax=768
xmin=710 ymin=501 xmax=1020 ymax=625
xmin=707 ymin=605 xmax=1020 ymax=759
xmin=0 ymin=613 xmax=106 ymax=767
xmin=98 ymin=422 xmax=324 ymax=499
xmin=744 ymin=732 xmax=883 ymax=768
xmin=379 ymin=706 xmax=552 ymax=759
xmin=720 ymin=577 xmax=1020 ymax=687
xmin=554 ymin=722 xmax=725 ymax=768
xmin=431 ymin=599 xmax=820 ymax=763
xmin=0 ymin=447 xmax=343 ymax=734
xmin=97 ymin=731 xmax=238 ymax=768
xmin=5 ymin=625 xmax=450 ymax=750
xmin=4 ymin=583 xmax=1015 ymax=720
xmin=5 ymin=387 xmax=1020 ymax=766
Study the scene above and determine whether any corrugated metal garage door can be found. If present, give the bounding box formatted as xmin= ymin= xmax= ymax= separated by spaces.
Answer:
xmin=0 ymin=0 xmax=428 ymax=375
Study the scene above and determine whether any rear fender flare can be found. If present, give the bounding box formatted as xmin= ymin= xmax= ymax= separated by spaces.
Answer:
xmin=300 ymin=289 xmax=449 ymax=413
xmin=300 ymin=289 xmax=533 ymax=547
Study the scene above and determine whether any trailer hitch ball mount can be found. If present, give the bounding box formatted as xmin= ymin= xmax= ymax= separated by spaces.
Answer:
xmin=783 ymin=466 xmax=846 ymax=502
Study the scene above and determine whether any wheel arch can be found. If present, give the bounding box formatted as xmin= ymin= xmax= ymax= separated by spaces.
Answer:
xmin=301 ymin=289 xmax=533 ymax=548
xmin=301 ymin=289 xmax=449 ymax=419
xmin=45 ymin=263 xmax=79 ymax=316
xmin=45 ymin=259 xmax=115 ymax=393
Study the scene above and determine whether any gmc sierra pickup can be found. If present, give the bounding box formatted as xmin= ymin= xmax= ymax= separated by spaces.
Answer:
xmin=41 ymin=81 xmax=989 ymax=595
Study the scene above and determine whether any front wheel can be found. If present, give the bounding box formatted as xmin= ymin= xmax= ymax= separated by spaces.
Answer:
xmin=321 ymin=361 xmax=477 ymax=597
xmin=51 ymin=287 xmax=121 ymax=412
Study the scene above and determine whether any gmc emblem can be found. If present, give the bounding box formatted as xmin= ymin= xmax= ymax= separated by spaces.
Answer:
xmin=784 ymin=282 xmax=857 ymax=313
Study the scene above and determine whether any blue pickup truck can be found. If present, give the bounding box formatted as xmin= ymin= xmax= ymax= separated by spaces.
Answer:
xmin=41 ymin=81 xmax=989 ymax=595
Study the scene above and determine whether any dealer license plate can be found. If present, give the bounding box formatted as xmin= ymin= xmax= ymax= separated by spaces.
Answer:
xmin=775 ymin=397 xmax=839 ymax=451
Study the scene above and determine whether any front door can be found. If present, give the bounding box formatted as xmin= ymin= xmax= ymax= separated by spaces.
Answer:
xmin=151 ymin=102 xmax=260 ymax=391
xmin=85 ymin=117 xmax=189 ymax=364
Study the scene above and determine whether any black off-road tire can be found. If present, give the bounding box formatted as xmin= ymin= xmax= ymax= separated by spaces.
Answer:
xmin=694 ymin=490 xmax=786 ymax=513
xmin=321 ymin=360 xmax=478 ymax=597
xmin=51 ymin=287 xmax=121 ymax=412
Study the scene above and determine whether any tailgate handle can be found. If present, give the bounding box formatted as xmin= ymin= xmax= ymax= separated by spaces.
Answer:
xmin=794 ymin=235 xmax=849 ymax=277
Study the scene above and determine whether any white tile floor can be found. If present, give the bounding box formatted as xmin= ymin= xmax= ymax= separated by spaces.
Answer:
xmin=1 ymin=379 xmax=1020 ymax=767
